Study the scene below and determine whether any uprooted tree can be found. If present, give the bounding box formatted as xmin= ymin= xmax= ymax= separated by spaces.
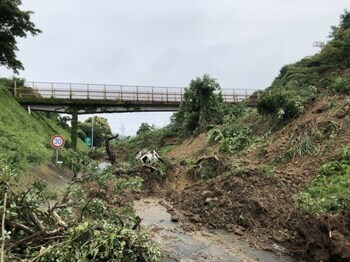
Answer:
xmin=105 ymin=134 xmax=119 ymax=165
xmin=0 ymin=160 xmax=162 ymax=261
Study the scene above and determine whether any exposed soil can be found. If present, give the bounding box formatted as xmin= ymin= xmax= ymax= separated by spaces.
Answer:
xmin=144 ymin=95 xmax=350 ymax=261
xmin=166 ymin=133 xmax=209 ymax=160
xmin=134 ymin=198 xmax=292 ymax=262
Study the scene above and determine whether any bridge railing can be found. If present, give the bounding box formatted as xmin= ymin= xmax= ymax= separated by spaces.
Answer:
xmin=15 ymin=81 xmax=257 ymax=104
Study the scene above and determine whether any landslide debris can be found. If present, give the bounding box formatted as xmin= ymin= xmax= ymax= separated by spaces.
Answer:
xmin=161 ymin=94 xmax=350 ymax=261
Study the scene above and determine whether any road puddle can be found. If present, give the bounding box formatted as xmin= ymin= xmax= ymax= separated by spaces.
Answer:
xmin=134 ymin=198 xmax=293 ymax=262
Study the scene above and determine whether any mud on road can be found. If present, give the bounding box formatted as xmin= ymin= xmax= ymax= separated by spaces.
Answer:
xmin=134 ymin=198 xmax=293 ymax=262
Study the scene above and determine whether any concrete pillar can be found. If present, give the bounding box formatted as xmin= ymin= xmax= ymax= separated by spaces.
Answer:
xmin=71 ymin=107 xmax=78 ymax=151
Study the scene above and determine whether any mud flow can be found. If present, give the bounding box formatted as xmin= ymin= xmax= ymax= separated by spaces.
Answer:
xmin=134 ymin=198 xmax=293 ymax=262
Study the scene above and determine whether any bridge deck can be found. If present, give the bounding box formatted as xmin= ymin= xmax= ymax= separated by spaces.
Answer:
xmin=14 ymin=81 xmax=258 ymax=113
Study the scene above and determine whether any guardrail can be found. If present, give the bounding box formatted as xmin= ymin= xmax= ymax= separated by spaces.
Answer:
xmin=14 ymin=81 xmax=258 ymax=104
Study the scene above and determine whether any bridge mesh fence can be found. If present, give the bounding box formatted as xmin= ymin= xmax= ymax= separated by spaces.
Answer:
xmin=17 ymin=81 xmax=258 ymax=103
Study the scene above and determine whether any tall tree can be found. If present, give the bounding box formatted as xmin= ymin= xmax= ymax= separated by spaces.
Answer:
xmin=136 ymin=123 xmax=155 ymax=136
xmin=0 ymin=0 xmax=41 ymax=73
xmin=171 ymin=74 xmax=224 ymax=135
xmin=79 ymin=116 xmax=113 ymax=147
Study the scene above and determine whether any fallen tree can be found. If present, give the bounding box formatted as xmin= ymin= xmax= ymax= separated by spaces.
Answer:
xmin=0 ymin=161 xmax=162 ymax=261
xmin=105 ymin=134 xmax=119 ymax=165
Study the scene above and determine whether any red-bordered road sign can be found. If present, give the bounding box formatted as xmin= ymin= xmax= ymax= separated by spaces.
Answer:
xmin=51 ymin=135 xmax=65 ymax=149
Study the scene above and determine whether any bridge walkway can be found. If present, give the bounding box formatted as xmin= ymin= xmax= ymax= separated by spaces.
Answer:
xmin=14 ymin=81 xmax=258 ymax=113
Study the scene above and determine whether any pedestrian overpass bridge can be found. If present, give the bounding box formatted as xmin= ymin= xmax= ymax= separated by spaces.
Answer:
xmin=13 ymin=81 xmax=259 ymax=150
xmin=14 ymin=81 xmax=258 ymax=114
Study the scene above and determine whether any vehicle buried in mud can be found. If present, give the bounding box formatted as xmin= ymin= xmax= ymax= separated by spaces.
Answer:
xmin=136 ymin=149 xmax=162 ymax=164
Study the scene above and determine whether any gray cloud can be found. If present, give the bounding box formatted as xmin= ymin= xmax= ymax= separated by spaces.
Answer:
xmin=2 ymin=0 xmax=349 ymax=135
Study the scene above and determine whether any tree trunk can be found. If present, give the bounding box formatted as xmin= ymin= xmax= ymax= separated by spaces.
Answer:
xmin=105 ymin=134 xmax=119 ymax=165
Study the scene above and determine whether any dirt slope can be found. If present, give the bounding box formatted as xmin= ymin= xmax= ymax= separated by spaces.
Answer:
xmin=161 ymin=95 xmax=350 ymax=261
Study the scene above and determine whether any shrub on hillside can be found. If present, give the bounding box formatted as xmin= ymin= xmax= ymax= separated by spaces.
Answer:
xmin=266 ymin=11 xmax=350 ymax=95
xmin=257 ymin=94 xmax=303 ymax=120
xmin=297 ymin=148 xmax=350 ymax=214
xmin=329 ymin=76 xmax=350 ymax=94
xmin=208 ymin=126 xmax=254 ymax=155
xmin=136 ymin=123 xmax=155 ymax=136
xmin=0 ymin=77 xmax=25 ymax=93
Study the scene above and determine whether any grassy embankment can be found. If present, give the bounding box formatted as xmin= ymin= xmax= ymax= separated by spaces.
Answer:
xmin=0 ymin=85 xmax=86 ymax=171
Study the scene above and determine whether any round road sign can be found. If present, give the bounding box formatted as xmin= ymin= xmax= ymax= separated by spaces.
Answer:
xmin=51 ymin=135 xmax=65 ymax=149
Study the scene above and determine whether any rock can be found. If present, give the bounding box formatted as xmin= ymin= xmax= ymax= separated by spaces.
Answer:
xmin=171 ymin=214 xmax=180 ymax=222
xmin=272 ymin=230 xmax=289 ymax=242
xmin=205 ymin=198 xmax=212 ymax=204
xmin=226 ymin=224 xmax=245 ymax=236
xmin=204 ymin=197 xmax=218 ymax=204
xmin=336 ymin=106 xmax=350 ymax=118
xmin=226 ymin=224 xmax=234 ymax=230
xmin=311 ymin=248 xmax=330 ymax=261
xmin=201 ymin=190 xmax=213 ymax=198
xmin=190 ymin=214 xmax=201 ymax=223
xmin=341 ymin=68 xmax=350 ymax=77
xmin=332 ymin=230 xmax=350 ymax=259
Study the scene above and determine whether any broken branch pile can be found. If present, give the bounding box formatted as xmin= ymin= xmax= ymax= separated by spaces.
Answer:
xmin=0 ymin=163 xmax=162 ymax=261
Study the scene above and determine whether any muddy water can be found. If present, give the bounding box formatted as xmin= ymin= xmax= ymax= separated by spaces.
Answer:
xmin=134 ymin=198 xmax=293 ymax=262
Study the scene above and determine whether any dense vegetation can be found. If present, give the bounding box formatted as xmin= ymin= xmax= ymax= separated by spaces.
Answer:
xmin=0 ymin=160 xmax=162 ymax=261
xmin=298 ymin=148 xmax=350 ymax=214
xmin=171 ymin=74 xmax=226 ymax=136
xmin=78 ymin=116 xmax=113 ymax=148
xmin=253 ymin=10 xmax=350 ymax=127
xmin=0 ymin=86 xmax=86 ymax=170
xmin=0 ymin=84 xmax=163 ymax=260
xmin=0 ymin=0 xmax=41 ymax=73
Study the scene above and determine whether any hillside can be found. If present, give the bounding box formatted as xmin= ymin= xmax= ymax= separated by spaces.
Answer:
xmin=115 ymin=93 xmax=350 ymax=261
xmin=159 ymin=93 xmax=349 ymax=260
xmin=0 ymin=85 xmax=85 ymax=170
xmin=110 ymin=11 xmax=350 ymax=261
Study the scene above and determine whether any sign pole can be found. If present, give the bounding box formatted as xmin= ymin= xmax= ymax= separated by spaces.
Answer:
xmin=51 ymin=135 xmax=65 ymax=165
xmin=56 ymin=149 xmax=59 ymax=165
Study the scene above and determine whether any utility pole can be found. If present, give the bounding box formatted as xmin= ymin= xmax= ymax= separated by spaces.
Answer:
xmin=120 ymin=124 xmax=125 ymax=138
xmin=91 ymin=116 xmax=94 ymax=148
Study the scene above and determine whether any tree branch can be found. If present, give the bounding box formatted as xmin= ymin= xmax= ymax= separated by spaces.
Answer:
xmin=105 ymin=134 xmax=119 ymax=165
xmin=1 ymin=193 xmax=7 ymax=262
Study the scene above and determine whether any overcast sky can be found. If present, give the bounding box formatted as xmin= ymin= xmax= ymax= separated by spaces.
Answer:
xmin=2 ymin=1 xmax=349 ymax=135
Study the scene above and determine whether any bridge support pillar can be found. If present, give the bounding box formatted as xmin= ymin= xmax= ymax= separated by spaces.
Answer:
xmin=71 ymin=108 xmax=78 ymax=151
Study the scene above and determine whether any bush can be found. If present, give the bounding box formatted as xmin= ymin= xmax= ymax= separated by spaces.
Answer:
xmin=283 ymin=136 xmax=319 ymax=161
xmin=297 ymin=148 xmax=350 ymax=214
xmin=0 ymin=77 xmax=25 ymax=93
xmin=208 ymin=126 xmax=253 ymax=155
xmin=88 ymin=147 xmax=106 ymax=160
xmin=329 ymin=77 xmax=350 ymax=94
xmin=257 ymin=94 xmax=303 ymax=120
xmin=136 ymin=123 xmax=155 ymax=136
